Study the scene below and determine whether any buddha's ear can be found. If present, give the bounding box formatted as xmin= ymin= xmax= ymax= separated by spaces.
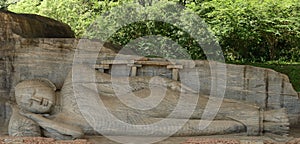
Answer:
xmin=37 ymin=78 xmax=57 ymax=91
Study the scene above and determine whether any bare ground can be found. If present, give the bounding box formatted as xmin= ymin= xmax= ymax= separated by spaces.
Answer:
xmin=1 ymin=135 xmax=300 ymax=144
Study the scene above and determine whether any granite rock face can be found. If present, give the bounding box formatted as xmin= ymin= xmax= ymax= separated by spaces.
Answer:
xmin=0 ymin=10 xmax=75 ymax=104
xmin=0 ymin=10 xmax=74 ymax=41
xmin=93 ymin=57 xmax=300 ymax=125
xmin=0 ymin=38 xmax=115 ymax=129
xmin=190 ymin=61 xmax=300 ymax=125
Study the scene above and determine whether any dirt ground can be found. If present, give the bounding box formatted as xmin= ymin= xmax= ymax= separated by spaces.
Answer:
xmin=0 ymin=135 xmax=300 ymax=144
xmin=1 ymin=127 xmax=300 ymax=144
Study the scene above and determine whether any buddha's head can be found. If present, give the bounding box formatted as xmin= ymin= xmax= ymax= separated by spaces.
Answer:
xmin=15 ymin=79 xmax=56 ymax=113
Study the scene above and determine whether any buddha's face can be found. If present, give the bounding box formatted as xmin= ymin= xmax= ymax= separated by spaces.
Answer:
xmin=15 ymin=80 xmax=55 ymax=113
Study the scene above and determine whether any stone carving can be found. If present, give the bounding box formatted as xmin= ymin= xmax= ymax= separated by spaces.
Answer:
xmin=8 ymin=66 xmax=290 ymax=140
xmin=15 ymin=79 xmax=56 ymax=114
xmin=0 ymin=10 xmax=299 ymax=141
xmin=8 ymin=103 xmax=41 ymax=137
xmin=8 ymin=79 xmax=57 ymax=137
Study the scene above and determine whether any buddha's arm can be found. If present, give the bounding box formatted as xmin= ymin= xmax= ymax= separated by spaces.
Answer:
xmin=99 ymin=117 xmax=245 ymax=136
xmin=20 ymin=111 xmax=83 ymax=139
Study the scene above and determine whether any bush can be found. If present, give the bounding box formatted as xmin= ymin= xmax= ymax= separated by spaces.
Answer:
xmin=8 ymin=0 xmax=300 ymax=62
xmin=87 ymin=1 xmax=219 ymax=60
xmin=8 ymin=0 xmax=131 ymax=37
xmin=192 ymin=0 xmax=300 ymax=62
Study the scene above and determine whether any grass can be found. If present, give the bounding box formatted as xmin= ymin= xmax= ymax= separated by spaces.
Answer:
xmin=235 ymin=62 xmax=300 ymax=92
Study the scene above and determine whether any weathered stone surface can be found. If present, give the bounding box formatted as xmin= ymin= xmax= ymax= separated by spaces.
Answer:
xmin=0 ymin=10 xmax=74 ymax=40
xmin=8 ymin=104 xmax=41 ymax=137
xmin=0 ymin=38 xmax=116 ymax=131
xmin=176 ymin=61 xmax=300 ymax=125
xmin=0 ymin=10 xmax=75 ymax=109
xmin=0 ymin=37 xmax=298 ymax=137
xmin=94 ymin=57 xmax=299 ymax=124
xmin=0 ymin=38 xmax=115 ymax=95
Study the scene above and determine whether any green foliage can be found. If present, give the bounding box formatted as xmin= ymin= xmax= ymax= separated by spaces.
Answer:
xmin=0 ymin=0 xmax=7 ymax=9
xmin=0 ymin=0 xmax=19 ymax=10
xmin=194 ymin=0 xmax=300 ymax=62
xmin=8 ymin=0 xmax=40 ymax=13
xmin=87 ymin=0 xmax=214 ymax=59
xmin=7 ymin=0 xmax=300 ymax=62
xmin=8 ymin=0 xmax=131 ymax=37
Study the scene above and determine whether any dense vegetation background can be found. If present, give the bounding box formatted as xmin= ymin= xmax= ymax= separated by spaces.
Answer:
xmin=1 ymin=0 xmax=299 ymax=91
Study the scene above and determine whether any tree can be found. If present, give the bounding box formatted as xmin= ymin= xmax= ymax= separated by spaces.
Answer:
xmin=195 ymin=0 xmax=300 ymax=62
xmin=86 ymin=0 xmax=214 ymax=59
xmin=7 ymin=0 xmax=300 ymax=62
xmin=0 ymin=0 xmax=20 ymax=10
xmin=0 ymin=0 xmax=7 ymax=9
xmin=9 ymin=0 xmax=133 ymax=37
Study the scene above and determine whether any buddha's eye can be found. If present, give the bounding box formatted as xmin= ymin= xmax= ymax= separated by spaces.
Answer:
xmin=21 ymin=94 xmax=32 ymax=100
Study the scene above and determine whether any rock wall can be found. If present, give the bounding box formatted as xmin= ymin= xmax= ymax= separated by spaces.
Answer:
xmin=93 ymin=57 xmax=300 ymax=125
xmin=0 ymin=10 xmax=75 ymax=108
xmin=190 ymin=61 xmax=300 ymax=125
xmin=0 ymin=10 xmax=96 ymax=134
xmin=0 ymin=10 xmax=74 ymax=41
xmin=0 ymin=38 xmax=299 ymax=132
xmin=0 ymin=38 xmax=115 ymax=134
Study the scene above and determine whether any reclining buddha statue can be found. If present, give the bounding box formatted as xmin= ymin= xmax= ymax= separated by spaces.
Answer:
xmin=8 ymin=65 xmax=289 ymax=140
